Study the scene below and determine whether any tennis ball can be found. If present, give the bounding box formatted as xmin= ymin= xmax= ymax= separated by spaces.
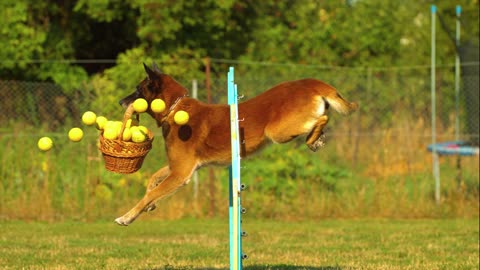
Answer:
xmin=151 ymin=99 xmax=166 ymax=113
xmin=130 ymin=126 xmax=139 ymax=133
xmin=113 ymin=121 xmax=123 ymax=135
xmin=138 ymin=125 xmax=148 ymax=134
xmin=104 ymin=121 xmax=114 ymax=129
xmin=125 ymin=119 xmax=132 ymax=128
xmin=103 ymin=127 xmax=118 ymax=140
xmin=122 ymin=127 xmax=132 ymax=141
xmin=95 ymin=116 xmax=108 ymax=130
xmin=131 ymin=129 xmax=146 ymax=143
xmin=82 ymin=111 xmax=97 ymax=126
xmin=68 ymin=127 xmax=83 ymax=142
xmin=174 ymin=110 xmax=189 ymax=125
xmin=133 ymin=98 xmax=148 ymax=113
xmin=37 ymin=137 xmax=53 ymax=151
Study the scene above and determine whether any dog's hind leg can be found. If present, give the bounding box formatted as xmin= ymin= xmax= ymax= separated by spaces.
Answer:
xmin=305 ymin=115 xmax=329 ymax=152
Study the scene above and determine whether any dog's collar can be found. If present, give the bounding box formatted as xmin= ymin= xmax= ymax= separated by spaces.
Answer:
xmin=160 ymin=94 xmax=189 ymax=123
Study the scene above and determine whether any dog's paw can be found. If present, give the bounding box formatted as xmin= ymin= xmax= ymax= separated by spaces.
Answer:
xmin=316 ymin=133 xmax=326 ymax=147
xmin=307 ymin=134 xmax=326 ymax=152
xmin=114 ymin=216 xmax=132 ymax=226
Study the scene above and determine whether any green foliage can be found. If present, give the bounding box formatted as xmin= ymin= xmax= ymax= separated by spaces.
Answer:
xmin=74 ymin=0 xmax=128 ymax=22
xmin=0 ymin=0 xmax=478 ymax=222
xmin=242 ymin=143 xmax=352 ymax=199
xmin=38 ymin=63 xmax=89 ymax=94
xmin=0 ymin=1 xmax=46 ymax=69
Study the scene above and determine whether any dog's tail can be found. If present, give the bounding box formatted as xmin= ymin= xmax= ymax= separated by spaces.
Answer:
xmin=324 ymin=93 xmax=358 ymax=115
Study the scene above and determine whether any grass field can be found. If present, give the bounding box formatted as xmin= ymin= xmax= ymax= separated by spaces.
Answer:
xmin=0 ymin=218 xmax=478 ymax=270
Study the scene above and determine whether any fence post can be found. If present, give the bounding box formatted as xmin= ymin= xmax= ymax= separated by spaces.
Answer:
xmin=431 ymin=5 xmax=441 ymax=205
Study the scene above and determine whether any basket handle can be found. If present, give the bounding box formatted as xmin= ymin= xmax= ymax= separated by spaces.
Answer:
xmin=117 ymin=104 xmax=139 ymax=141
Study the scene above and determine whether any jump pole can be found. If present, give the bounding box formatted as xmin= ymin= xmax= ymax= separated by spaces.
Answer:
xmin=228 ymin=67 xmax=244 ymax=270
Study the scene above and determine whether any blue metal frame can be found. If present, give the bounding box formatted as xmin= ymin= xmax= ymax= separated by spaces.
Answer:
xmin=228 ymin=67 xmax=242 ymax=270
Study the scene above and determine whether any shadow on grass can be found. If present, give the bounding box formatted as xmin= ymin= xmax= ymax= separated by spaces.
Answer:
xmin=150 ymin=265 xmax=342 ymax=270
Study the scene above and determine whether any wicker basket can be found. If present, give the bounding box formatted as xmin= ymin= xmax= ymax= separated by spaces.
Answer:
xmin=98 ymin=105 xmax=154 ymax=174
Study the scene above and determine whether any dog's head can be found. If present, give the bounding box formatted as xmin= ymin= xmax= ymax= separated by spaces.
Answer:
xmin=119 ymin=63 xmax=165 ymax=108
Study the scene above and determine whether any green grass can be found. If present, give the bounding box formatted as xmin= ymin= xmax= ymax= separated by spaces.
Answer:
xmin=0 ymin=218 xmax=478 ymax=269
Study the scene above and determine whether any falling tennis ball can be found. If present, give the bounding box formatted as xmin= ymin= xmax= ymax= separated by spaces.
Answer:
xmin=174 ymin=110 xmax=189 ymax=125
xmin=82 ymin=111 xmax=97 ymax=126
xmin=37 ymin=137 xmax=53 ymax=151
xmin=131 ymin=129 xmax=146 ymax=143
xmin=133 ymin=98 xmax=148 ymax=113
xmin=68 ymin=127 xmax=84 ymax=142
xmin=95 ymin=116 xmax=108 ymax=130
xmin=151 ymin=99 xmax=166 ymax=113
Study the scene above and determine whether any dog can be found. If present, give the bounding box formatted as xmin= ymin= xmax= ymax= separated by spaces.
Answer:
xmin=114 ymin=63 xmax=358 ymax=226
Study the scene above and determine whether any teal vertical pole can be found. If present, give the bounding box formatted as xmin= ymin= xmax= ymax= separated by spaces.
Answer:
xmin=228 ymin=68 xmax=235 ymax=270
xmin=235 ymin=84 xmax=243 ymax=270
xmin=431 ymin=5 xmax=440 ymax=205
xmin=455 ymin=5 xmax=461 ymax=142
xmin=228 ymin=67 xmax=242 ymax=270
xmin=228 ymin=163 xmax=234 ymax=269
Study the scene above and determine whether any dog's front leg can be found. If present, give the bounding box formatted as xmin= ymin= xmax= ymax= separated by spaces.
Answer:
xmin=147 ymin=166 xmax=170 ymax=192
xmin=144 ymin=166 xmax=170 ymax=212
xmin=114 ymin=168 xmax=194 ymax=226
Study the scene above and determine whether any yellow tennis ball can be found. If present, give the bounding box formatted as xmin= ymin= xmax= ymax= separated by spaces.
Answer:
xmin=113 ymin=121 xmax=123 ymax=135
xmin=37 ymin=137 xmax=53 ymax=151
xmin=138 ymin=125 xmax=148 ymax=134
xmin=125 ymin=119 xmax=132 ymax=128
xmin=174 ymin=110 xmax=189 ymax=125
xmin=133 ymin=98 xmax=148 ymax=113
xmin=68 ymin=127 xmax=84 ymax=142
xmin=151 ymin=99 xmax=166 ymax=113
xmin=122 ymin=127 xmax=132 ymax=141
xmin=104 ymin=121 xmax=114 ymax=129
xmin=82 ymin=111 xmax=97 ymax=125
xmin=103 ymin=127 xmax=118 ymax=140
xmin=131 ymin=129 xmax=146 ymax=143
xmin=95 ymin=116 xmax=108 ymax=130
xmin=130 ymin=126 xmax=139 ymax=133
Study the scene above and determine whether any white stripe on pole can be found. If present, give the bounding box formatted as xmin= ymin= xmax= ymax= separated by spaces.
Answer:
xmin=192 ymin=79 xmax=199 ymax=201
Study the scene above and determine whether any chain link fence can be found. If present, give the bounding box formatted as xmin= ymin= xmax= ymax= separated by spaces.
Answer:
xmin=0 ymin=61 xmax=478 ymax=221
xmin=3 ymin=63 xmax=477 ymax=140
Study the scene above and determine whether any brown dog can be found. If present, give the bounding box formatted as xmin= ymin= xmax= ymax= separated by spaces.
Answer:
xmin=115 ymin=63 xmax=358 ymax=226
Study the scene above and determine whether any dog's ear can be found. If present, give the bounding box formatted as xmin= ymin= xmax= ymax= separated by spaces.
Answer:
xmin=143 ymin=62 xmax=158 ymax=80
xmin=152 ymin=62 xmax=161 ymax=73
